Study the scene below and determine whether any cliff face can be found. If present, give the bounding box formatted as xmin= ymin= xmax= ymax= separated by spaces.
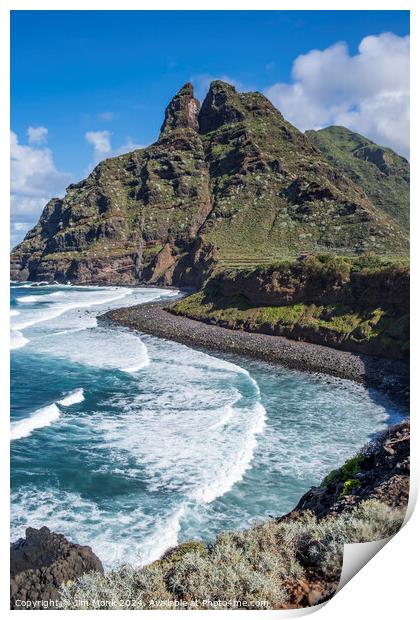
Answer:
xmin=10 ymin=82 xmax=409 ymax=286
xmin=292 ymin=420 xmax=409 ymax=518
xmin=170 ymin=256 xmax=409 ymax=360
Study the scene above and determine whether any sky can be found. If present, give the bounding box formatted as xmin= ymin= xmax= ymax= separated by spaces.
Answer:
xmin=10 ymin=10 xmax=410 ymax=246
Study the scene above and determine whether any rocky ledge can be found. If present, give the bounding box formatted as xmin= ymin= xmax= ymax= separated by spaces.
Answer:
xmin=10 ymin=527 xmax=103 ymax=610
xmin=290 ymin=420 xmax=410 ymax=519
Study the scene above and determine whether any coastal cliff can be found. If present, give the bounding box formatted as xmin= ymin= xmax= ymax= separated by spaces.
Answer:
xmin=170 ymin=254 xmax=409 ymax=359
xmin=10 ymin=81 xmax=408 ymax=286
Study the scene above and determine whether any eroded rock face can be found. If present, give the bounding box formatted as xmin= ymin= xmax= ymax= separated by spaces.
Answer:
xmin=215 ymin=260 xmax=409 ymax=315
xmin=10 ymin=81 xmax=409 ymax=286
xmin=10 ymin=527 xmax=103 ymax=609
xmin=290 ymin=420 xmax=410 ymax=519
xmin=160 ymin=82 xmax=200 ymax=134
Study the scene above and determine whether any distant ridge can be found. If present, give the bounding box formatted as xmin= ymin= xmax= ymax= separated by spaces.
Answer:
xmin=306 ymin=125 xmax=409 ymax=231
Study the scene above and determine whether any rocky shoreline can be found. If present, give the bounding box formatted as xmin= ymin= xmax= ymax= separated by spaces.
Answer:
xmin=101 ymin=300 xmax=409 ymax=396
xmin=11 ymin=291 xmax=410 ymax=610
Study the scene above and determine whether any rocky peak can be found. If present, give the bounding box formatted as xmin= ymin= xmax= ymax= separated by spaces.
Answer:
xmin=160 ymin=82 xmax=200 ymax=134
xmin=198 ymin=80 xmax=246 ymax=133
xmin=240 ymin=90 xmax=283 ymax=118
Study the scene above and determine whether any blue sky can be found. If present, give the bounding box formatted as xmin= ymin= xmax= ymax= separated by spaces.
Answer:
xmin=11 ymin=10 xmax=410 ymax=245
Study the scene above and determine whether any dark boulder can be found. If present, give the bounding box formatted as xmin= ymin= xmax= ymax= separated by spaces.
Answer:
xmin=10 ymin=526 xmax=103 ymax=610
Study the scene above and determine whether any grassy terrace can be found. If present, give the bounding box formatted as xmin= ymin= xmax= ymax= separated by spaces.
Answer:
xmin=215 ymin=252 xmax=409 ymax=271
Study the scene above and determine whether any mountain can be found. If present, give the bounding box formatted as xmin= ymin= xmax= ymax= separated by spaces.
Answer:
xmin=10 ymin=82 xmax=409 ymax=286
xmin=306 ymin=126 xmax=409 ymax=231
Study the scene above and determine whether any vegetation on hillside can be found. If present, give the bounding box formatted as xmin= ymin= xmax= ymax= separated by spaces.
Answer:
xmin=170 ymin=254 xmax=409 ymax=359
xmin=306 ymin=126 xmax=409 ymax=231
xmin=11 ymin=82 xmax=409 ymax=285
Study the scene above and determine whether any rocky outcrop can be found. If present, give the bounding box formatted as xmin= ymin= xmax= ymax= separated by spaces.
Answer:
xmin=10 ymin=527 xmax=103 ymax=609
xmin=160 ymin=82 xmax=200 ymax=134
xmin=11 ymin=82 xmax=409 ymax=286
xmin=290 ymin=420 xmax=410 ymax=519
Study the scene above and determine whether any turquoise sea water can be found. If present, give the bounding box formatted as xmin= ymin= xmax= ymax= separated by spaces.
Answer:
xmin=10 ymin=283 xmax=406 ymax=569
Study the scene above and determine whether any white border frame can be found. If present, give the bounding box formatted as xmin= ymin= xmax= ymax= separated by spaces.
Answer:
xmin=1 ymin=2 xmax=417 ymax=618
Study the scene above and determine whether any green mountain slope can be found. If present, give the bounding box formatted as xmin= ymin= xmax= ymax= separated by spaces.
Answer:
xmin=306 ymin=126 xmax=409 ymax=231
xmin=10 ymin=82 xmax=409 ymax=286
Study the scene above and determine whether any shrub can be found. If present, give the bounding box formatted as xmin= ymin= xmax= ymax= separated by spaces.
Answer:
xmin=60 ymin=500 xmax=405 ymax=610
xmin=341 ymin=479 xmax=361 ymax=497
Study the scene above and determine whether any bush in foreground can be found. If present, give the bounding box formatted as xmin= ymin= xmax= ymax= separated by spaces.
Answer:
xmin=60 ymin=500 xmax=404 ymax=610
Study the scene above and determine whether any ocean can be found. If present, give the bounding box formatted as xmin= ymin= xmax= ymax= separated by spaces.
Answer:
xmin=10 ymin=283 xmax=405 ymax=569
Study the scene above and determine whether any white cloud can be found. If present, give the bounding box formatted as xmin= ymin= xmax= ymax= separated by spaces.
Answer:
xmin=84 ymin=131 xmax=144 ymax=174
xmin=85 ymin=130 xmax=112 ymax=154
xmin=27 ymin=126 xmax=48 ymax=145
xmin=10 ymin=129 xmax=73 ymax=247
xmin=84 ymin=130 xmax=113 ymax=173
xmin=265 ymin=33 xmax=410 ymax=157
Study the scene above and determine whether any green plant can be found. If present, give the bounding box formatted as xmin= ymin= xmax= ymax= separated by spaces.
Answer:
xmin=341 ymin=479 xmax=361 ymax=497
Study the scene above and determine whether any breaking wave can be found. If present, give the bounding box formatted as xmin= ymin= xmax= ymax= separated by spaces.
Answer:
xmin=10 ymin=389 xmax=85 ymax=441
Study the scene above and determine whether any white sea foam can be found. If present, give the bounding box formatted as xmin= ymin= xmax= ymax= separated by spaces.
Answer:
xmin=17 ymin=292 xmax=64 ymax=304
xmin=10 ymin=403 xmax=60 ymax=441
xmin=10 ymin=486 xmax=186 ymax=569
xmin=191 ymin=402 xmax=266 ymax=504
xmin=37 ymin=326 xmax=150 ymax=371
xmin=137 ymin=506 xmax=185 ymax=566
xmin=17 ymin=295 xmax=45 ymax=303
xmin=122 ymin=361 xmax=150 ymax=373
xmin=89 ymin=338 xmax=267 ymax=513
xmin=58 ymin=388 xmax=85 ymax=406
xmin=10 ymin=309 xmax=20 ymax=316
xmin=12 ymin=289 xmax=132 ymax=331
xmin=208 ymin=403 xmax=235 ymax=430
xmin=10 ymin=285 xmax=175 ymax=345
xmin=10 ymin=330 xmax=29 ymax=350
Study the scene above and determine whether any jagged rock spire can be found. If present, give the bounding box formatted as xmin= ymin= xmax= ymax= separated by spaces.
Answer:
xmin=160 ymin=83 xmax=200 ymax=134
xmin=198 ymin=80 xmax=245 ymax=134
